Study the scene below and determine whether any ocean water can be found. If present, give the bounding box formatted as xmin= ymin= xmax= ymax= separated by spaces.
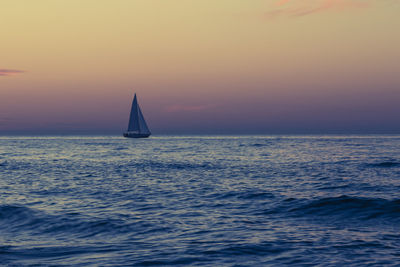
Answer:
xmin=1 ymin=135 xmax=400 ymax=266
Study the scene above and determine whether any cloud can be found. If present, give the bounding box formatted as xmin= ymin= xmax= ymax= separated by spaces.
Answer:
xmin=265 ymin=0 xmax=369 ymax=18
xmin=165 ymin=105 xmax=209 ymax=112
xmin=0 ymin=69 xmax=25 ymax=76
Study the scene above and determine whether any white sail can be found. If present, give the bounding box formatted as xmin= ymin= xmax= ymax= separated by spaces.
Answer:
xmin=126 ymin=94 xmax=151 ymax=136
xmin=127 ymin=94 xmax=140 ymax=132
xmin=137 ymin=105 xmax=151 ymax=134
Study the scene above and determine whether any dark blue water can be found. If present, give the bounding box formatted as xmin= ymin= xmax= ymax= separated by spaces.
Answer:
xmin=1 ymin=135 xmax=400 ymax=266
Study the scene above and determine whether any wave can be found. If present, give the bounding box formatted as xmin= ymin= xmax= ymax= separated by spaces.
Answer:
xmin=0 ymin=244 xmax=121 ymax=266
xmin=250 ymin=143 xmax=268 ymax=147
xmin=0 ymin=205 xmax=36 ymax=225
xmin=0 ymin=205 xmax=161 ymax=238
xmin=134 ymin=257 xmax=210 ymax=266
xmin=287 ymin=196 xmax=400 ymax=221
xmin=211 ymin=190 xmax=275 ymax=200
xmin=129 ymin=160 xmax=222 ymax=171
xmin=365 ymin=161 xmax=400 ymax=168
xmin=135 ymin=243 xmax=287 ymax=266
xmin=113 ymin=147 xmax=127 ymax=151
xmin=239 ymin=143 xmax=269 ymax=148
xmin=83 ymin=142 xmax=114 ymax=146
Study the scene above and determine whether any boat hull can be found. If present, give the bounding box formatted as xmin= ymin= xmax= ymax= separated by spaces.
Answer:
xmin=123 ymin=132 xmax=150 ymax=138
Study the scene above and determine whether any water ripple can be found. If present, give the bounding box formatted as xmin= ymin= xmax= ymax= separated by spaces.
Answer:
xmin=0 ymin=135 xmax=400 ymax=266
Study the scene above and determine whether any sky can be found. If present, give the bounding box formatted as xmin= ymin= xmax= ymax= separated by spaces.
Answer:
xmin=1 ymin=0 xmax=399 ymax=134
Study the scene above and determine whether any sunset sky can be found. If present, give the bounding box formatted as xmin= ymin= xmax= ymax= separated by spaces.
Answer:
xmin=1 ymin=0 xmax=399 ymax=134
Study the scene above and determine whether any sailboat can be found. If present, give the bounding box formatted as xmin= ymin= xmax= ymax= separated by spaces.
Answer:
xmin=123 ymin=93 xmax=151 ymax=138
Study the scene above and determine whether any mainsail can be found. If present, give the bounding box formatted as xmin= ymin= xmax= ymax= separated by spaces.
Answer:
xmin=127 ymin=94 xmax=151 ymax=135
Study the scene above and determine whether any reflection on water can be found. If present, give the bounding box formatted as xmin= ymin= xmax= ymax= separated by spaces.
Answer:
xmin=1 ymin=135 xmax=400 ymax=266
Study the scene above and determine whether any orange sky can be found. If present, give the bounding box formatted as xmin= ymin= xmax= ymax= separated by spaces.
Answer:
xmin=1 ymin=0 xmax=399 ymax=134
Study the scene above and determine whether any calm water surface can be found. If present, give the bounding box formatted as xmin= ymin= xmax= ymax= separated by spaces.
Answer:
xmin=1 ymin=135 xmax=400 ymax=266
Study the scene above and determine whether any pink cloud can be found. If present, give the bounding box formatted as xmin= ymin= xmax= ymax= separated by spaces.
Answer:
xmin=0 ymin=69 xmax=25 ymax=76
xmin=265 ymin=0 xmax=369 ymax=18
xmin=165 ymin=105 xmax=209 ymax=112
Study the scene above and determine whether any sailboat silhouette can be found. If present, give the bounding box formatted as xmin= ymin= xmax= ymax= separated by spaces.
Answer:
xmin=123 ymin=93 xmax=151 ymax=138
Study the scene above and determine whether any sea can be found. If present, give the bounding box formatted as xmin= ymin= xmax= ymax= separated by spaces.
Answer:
xmin=1 ymin=135 xmax=400 ymax=266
